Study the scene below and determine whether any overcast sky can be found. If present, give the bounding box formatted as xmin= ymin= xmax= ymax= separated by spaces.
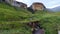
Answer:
xmin=16 ymin=0 xmax=60 ymax=8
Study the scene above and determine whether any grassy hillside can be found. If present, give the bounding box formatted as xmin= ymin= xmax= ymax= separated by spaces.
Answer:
xmin=0 ymin=3 xmax=60 ymax=34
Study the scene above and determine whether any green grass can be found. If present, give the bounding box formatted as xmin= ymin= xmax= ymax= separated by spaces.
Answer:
xmin=0 ymin=2 xmax=60 ymax=34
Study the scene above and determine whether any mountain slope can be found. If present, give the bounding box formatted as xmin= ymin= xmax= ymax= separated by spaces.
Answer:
xmin=0 ymin=3 xmax=60 ymax=34
xmin=52 ymin=6 xmax=60 ymax=12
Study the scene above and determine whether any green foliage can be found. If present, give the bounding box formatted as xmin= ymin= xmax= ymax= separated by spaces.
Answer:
xmin=0 ymin=3 xmax=60 ymax=34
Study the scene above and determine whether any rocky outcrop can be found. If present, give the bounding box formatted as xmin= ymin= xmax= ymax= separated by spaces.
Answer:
xmin=27 ymin=21 xmax=45 ymax=34
xmin=0 ymin=0 xmax=27 ymax=9
xmin=13 ymin=1 xmax=27 ymax=9
xmin=30 ymin=2 xmax=46 ymax=11
xmin=0 ymin=0 xmax=5 ymax=2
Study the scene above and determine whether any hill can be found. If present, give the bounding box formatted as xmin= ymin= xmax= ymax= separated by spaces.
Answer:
xmin=0 ymin=2 xmax=60 ymax=34
xmin=51 ymin=6 xmax=60 ymax=12
xmin=46 ymin=6 xmax=60 ymax=12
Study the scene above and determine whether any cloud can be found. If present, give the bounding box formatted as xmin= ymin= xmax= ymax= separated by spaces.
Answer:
xmin=16 ymin=0 xmax=33 ymax=7
xmin=47 ymin=4 xmax=60 ymax=8
xmin=16 ymin=0 xmax=60 ymax=8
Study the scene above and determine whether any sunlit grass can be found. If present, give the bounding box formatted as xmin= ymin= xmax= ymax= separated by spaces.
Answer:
xmin=0 ymin=2 xmax=60 ymax=34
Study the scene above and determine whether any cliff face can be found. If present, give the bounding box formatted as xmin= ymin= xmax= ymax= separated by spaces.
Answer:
xmin=13 ymin=1 xmax=27 ymax=9
xmin=0 ymin=0 xmax=5 ymax=2
xmin=0 ymin=0 xmax=14 ymax=4
xmin=0 ymin=0 xmax=27 ymax=9
xmin=30 ymin=2 xmax=46 ymax=11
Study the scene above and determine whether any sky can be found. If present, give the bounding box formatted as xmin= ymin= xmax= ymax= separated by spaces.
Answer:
xmin=16 ymin=0 xmax=60 ymax=8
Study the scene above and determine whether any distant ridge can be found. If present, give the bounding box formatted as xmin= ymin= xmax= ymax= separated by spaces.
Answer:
xmin=46 ymin=6 xmax=60 ymax=12
xmin=51 ymin=6 xmax=60 ymax=12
